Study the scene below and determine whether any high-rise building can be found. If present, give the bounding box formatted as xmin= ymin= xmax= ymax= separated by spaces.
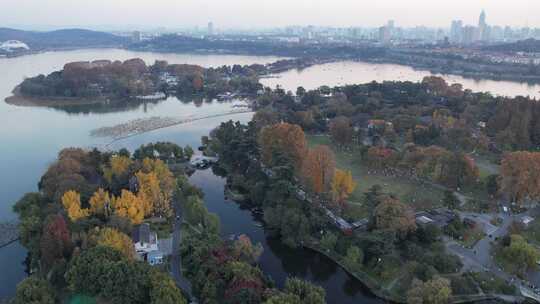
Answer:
xmin=477 ymin=10 xmax=489 ymax=41
xmin=450 ymin=20 xmax=463 ymax=43
xmin=207 ymin=22 xmax=214 ymax=36
xmin=378 ymin=26 xmax=391 ymax=44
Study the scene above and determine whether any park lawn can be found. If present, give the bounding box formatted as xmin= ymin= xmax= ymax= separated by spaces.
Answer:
xmin=307 ymin=135 xmax=445 ymax=220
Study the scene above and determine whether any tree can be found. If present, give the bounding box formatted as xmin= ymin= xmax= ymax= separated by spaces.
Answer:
xmin=301 ymin=145 xmax=336 ymax=194
xmin=15 ymin=276 xmax=55 ymax=304
xmin=149 ymin=270 xmax=187 ymax=304
xmin=373 ymin=197 xmax=416 ymax=238
xmin=89 ymin=188 xmax=112 ymax=217
xmin=184 ymin=145 xmax=194 ymax=160
xmin=343 ymin=245 xmax=363 ymax=270
xmin=501 ymin=234 xmax=540 ymax=274
xmin=40 ymin=214 xmax=72 ymax=271
xmin=331 ymin=169 xmax=357 ymax=207
xmin=259 ymin=123 xmax=307 ymax=170
xmin=136 ymin=171 xmax=161 ymax=217
xmin=61 ymin=190 xmax=89 ymax=222
xmin=282 ymin=278 xmax=325 ymax=304
xmin=96 ymin=227 xmax=136 ymax=260
xmin=407 ymin=277 xmax=452 ymax=304
xmin=232 ymin=234 xmax=263 ymax=264
xmin=320 ymin=232 xmax=338 ymax=252
xmin=329 ymin=116 xmax=353 ymax=146
xmin=500 ymin=152 xmax=540 ymax=203
xmin=442 ymin=190 xmax=460 ymax=210
xmin=112 ymin=190 xmax=146 ymax=224
xmin=103 ymin=155 xmax=133 ymax=185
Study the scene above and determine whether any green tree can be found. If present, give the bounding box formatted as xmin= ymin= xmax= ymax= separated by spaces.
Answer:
xmin=283 ymin=278 xmax=325 ymax=304
xmin=343 ymin=246 xmax=363 ymax=270
xmin=407 ymin=277 xmax=452 ymax=304
xmin=443 ymin=190 xmax=460 ymax=210
xmin=15 ymin=276 xmax=55 ymax=304
xmin=149 ymin=270 xmax=187 ymax=304
xmin=320 ymin=232 xmax=338 ymax=253
xmin=501 ymin=234 xmax=540 ymax=274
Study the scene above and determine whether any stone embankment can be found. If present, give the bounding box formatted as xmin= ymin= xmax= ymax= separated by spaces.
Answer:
xmin=91 ymin=110 xmax=253 ymax=141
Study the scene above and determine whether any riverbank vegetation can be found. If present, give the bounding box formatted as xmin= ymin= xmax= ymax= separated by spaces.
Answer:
xmin=200 ymin=75 xmax=540 ymax=302
xmin=13 ymin=141 xmax=325 ymax=303
xmin=12 ymin=143 xmax=194 ymax=303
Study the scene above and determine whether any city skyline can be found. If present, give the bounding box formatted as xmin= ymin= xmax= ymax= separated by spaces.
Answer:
xmin=2 ymin=0 xmax=540 ymax=30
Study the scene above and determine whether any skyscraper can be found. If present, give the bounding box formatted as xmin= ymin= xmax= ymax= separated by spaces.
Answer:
xmin=477 ymin=10 xmax=489 ymax=41
xmin=207 ymin=22 xmax=214 ymax=36
xmin=450 ymin=20 xmax=463 ymax=43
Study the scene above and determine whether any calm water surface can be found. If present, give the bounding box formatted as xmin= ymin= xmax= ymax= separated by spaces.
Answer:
xmin=261 ymin=60 xmax=540 ymax=99
xmin=5 ymin=49 xmax=536 ymax=302
xmin=0 ymin=49 xmax=385 ymax=303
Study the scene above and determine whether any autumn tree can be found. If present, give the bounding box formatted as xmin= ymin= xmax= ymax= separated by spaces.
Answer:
xmin=373 ymin=196 xmax=416 ymax=238
xmin=103 ymin=155 xmax=133 ymax=185
xmin=331 ymin=169 xmax=357 ymax=207
xmin=232 ymin=234 xmax=264 ymax=264
xmin=112 ymin=190 xmax=146 ymax=224
xmin=282 ymin=278 xmax=325 ymax=304
xmin=407 ymin=277 xmax=452 ymax=304
xmin=61 ymin=190 xmax=89 ymax=222
xmin=499 ymin=151 xmax=540 ymax=203
xmin=149 ymin=270 xmax=187 ymax=304
xmin=89 ymin=188 xmax=112 ymax=217
xmin=259 ymin=123 xmax=308 ymax=170
xmin=40 ymin=214 xmax=72 ymax=271
xmin=301 ymin=145 xmax=336 ymax=194
xmin=329 ymin=116 xmax=354 ymax=146
xmin=95 ymin=227 xmax=136 ymax=260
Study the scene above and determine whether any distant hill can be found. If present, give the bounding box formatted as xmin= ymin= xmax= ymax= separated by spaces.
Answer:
xmin=0 ymin=28 xmax=128 ymax=51
xmin=483 ymin=39 xmax=540 ymax=53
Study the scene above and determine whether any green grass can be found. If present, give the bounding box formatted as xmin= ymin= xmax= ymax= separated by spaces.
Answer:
xmin=308 ymin=135 xmax=445 ymax=219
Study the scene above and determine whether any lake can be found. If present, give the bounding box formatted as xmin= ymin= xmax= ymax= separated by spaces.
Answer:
xmin=1 ymin=48 xmax=537 ymax=302
xmin=261 ymin=60 xmax=540 ymax=99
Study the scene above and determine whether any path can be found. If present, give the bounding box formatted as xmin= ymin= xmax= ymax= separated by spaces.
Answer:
xmin=171 ymin=197 xmax=194 ymax=300
xmin=445 ymin=210 xmax=540 ymax=302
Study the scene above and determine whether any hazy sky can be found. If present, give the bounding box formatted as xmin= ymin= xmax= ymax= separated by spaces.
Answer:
xmin=3 ymin=0 xmax=540 ymax=30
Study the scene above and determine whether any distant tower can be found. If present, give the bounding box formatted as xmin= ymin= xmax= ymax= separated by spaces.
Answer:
xmin=477 ymin=10 xmax=489 ymax=41
xmin=478 ymin=10 xmax=486 ymax=28
xmin=131 ymin=31 xmax=141 ymax=43
xmin=207 ymin=22 xmax=214 ymax=36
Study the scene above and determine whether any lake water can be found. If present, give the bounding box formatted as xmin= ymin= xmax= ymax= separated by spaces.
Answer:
xmin=1 ymin=49 xmax=537 ymax=302
xmin=261 ymin=60 xmax=540 ymax=99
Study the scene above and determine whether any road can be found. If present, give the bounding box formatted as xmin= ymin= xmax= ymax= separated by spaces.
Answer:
xmin=171 ymin=198 xmax=193 ymax=300
xmin=445 ymin=209 xmax=540 ymax=302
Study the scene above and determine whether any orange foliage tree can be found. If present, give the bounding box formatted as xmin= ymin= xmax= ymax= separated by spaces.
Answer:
xmin=500 ymin=152 xmax=540 ymax=203
xmin=373 ymin=197 xmax=416 ymax=238
xmin=301 ymin=145 xmax=336 ymax=194
xmin=259 ymin=123 xmax=307 ymax=170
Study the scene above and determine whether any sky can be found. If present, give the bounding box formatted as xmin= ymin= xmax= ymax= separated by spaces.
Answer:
xmin=2 ymin=0 xmax=540 ymax=30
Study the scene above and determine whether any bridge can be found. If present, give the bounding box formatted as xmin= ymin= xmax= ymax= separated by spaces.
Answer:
xmin=0 ymin=221 xmax=20 ymax=249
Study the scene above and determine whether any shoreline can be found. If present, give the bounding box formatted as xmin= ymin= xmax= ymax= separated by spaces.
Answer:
xmin=5 ymin=87 xmax=116 ymax=107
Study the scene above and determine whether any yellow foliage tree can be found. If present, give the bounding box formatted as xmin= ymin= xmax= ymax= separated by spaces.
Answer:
xmin=331 ymin=169 xmax=357 ymax=207
xmin=112 ymin=190 xmax=146 ymax=224
xmin=96 ymin=227 xmax=136 ymax=260
xmin=301 ymin=145 xmax=336 ymax=194
xmin=141 ymin=158 xmax=176 ymax=198
xmin=103 ymin=156 xmax=133 ymax=184
xmin=89 ymin=188 xmax=112 ymax=217
xmin=61 ymin=190 xmax=89 ymax=222
xmin=136 ymin=171 xmax=161 ymax=216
